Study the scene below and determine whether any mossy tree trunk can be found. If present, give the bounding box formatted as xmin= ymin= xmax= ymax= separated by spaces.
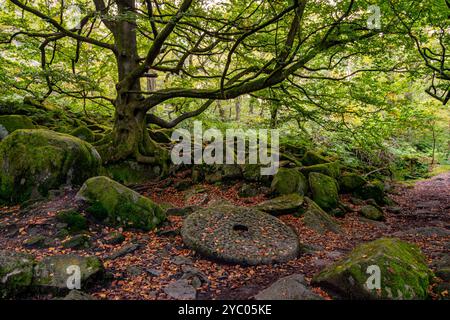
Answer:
xmin=98 ymin=0 xmax=167 ymax=169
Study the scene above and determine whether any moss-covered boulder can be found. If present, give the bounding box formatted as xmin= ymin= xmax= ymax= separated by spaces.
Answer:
xmin=76 ymin=176 xmax=165 ymax=231
xmin=356 ymin=181 xmax=386 ymax=205
xmin=302 ymin=197 xmax=342 ymax=234
xmin=270 ymin=168 xmax=308 ymax=196
xmin=256 ymin=194 xmax=304 ymax=216
xmin=0 ymin=250 xmax=35 ymax=298
xmin=301 ymin=151 xmax=329 ymax=166
xmin=70 ymin=126 xmax=96 ymax=143
xmin=360 ymin=205 xmax=384 ymax=221
xmin=32 ymin=255 xmax=103 ymax=294
xmin=56 ymin=209 xmax=88 ymax=233
xmin=312 ymin=238 xmax=433 ymax=299
xmin=0 ymin=129 xmax=102 ymax=204
xmin=309 ymin=172 xmax=339 ymax=211
xmin=339 ymin=173 xmax=366 ymax=193
xmin=0 ymin=115 xmax=35 ymax=140
xmin=300 ymin=161 xmax=340 ymax=179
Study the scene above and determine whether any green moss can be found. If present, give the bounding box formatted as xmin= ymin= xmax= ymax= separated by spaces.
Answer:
xmin=256 ymin=193 xmax=304 ymax=216
xmin=0 ymin=251 xmax=35 ymax=298
xmin=300 ymin=161 xmax=341 ymax=179
xmin=309 ymin=172 xmax=339 ymax=211
xmin=70 ymin=126 xmax=96 ymax=142
xmin=104 ymin=161 xmax=160 ymax=185
xmin=339 ymin=173 xmax=366 ymax=193
xmin=32 ymin=255 xmax=104 ymax=292
xmin=242 ymin=164 xmax=271 ymax=185
xmin=301 ymin=151 xmax=329 ymax=166
xmin=270 ymin=168 xmax=308 ymax=196
xmin=312 ymin=238 xmax=433 ymax=299
xmin=86 ymin=201 xmax=109 ymax=221
xmin=356 ymin=180 xmax=385 ymax=205
xmin=62 ymin=234 xmax=91 ymax=249
xmin=77 ymin=176 xmax=166 ymax=230
xmin=0 ymin=129 xmax=101 ymax=204
xmin=149 ymin=129 xmax=172 ymax=143
xmin=23 ymin=235 xmax=48 ymax=248
xmin=360 ymin=205 xmax=384 ymax=221
xmin=0 ymin=115 xmax=35 ymax=136
xmin=56 ymin=209 xmax=88 ymax=232
xmin=104 ymin=231 xmax=125 ymax=245
xmin=302 ymin=197 xmax=342 ymax=234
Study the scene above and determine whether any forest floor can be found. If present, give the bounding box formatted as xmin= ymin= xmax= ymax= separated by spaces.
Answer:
xmin=0 ymin=171 xmax=448 ymax=300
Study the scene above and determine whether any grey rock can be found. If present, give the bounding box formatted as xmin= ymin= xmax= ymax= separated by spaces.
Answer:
xmin=23 ymin=235 xmax=51 ymax=248
xmin=303 ymin=197 xmax=342 ymax=234
xmin=146 ymin=268 xmax=162 ymax=277
xmin=255 ymin=194 xmax=304 ymax=216
xmin=127 ymin=266 xmax=144 ymax=277
xmin=32 ymin=255 xmax=103 ymax=294
xmin=62 ymin=290 xmax=95 ymax=300
xmin=107 ymin=243 xmax=140 ymax=260
xmin=0 ymin=250 xmax=34 ymax=298
xmin=164 ymin=279 xmax=197 ymax=300
xmin=254 ymin=274 xmax=323 ymax=300
xmin=172 ymin=256 xmax=193 ymax=266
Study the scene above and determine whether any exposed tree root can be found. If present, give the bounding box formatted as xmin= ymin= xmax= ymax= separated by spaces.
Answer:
xmin=94 ymin=130 xmax=171 ymax=177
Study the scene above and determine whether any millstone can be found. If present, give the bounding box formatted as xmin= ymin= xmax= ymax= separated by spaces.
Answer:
xmin=181 ymin=204 xmax=300 ymax=265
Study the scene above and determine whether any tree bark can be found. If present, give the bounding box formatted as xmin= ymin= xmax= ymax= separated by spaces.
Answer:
xmin=235 ymin=96 xmax=241 ymax=121
xmin=99 ymin=0 xmax=166 ymax=168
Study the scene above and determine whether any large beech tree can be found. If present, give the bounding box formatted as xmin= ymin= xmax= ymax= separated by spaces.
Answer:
xmin=0 ymin=0 xmax=440 ymax=165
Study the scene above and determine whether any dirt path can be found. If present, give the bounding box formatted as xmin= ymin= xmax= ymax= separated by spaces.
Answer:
xmin=391 ymin=171 xmax=450 ymax=224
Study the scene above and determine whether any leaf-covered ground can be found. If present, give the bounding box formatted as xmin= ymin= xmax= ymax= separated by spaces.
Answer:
xmin=0 ymin=172 xmax=448 ymax=300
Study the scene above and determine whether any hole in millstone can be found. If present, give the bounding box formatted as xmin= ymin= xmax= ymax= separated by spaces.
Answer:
xmin=233 ymin=224 xmax=249 ymax=232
